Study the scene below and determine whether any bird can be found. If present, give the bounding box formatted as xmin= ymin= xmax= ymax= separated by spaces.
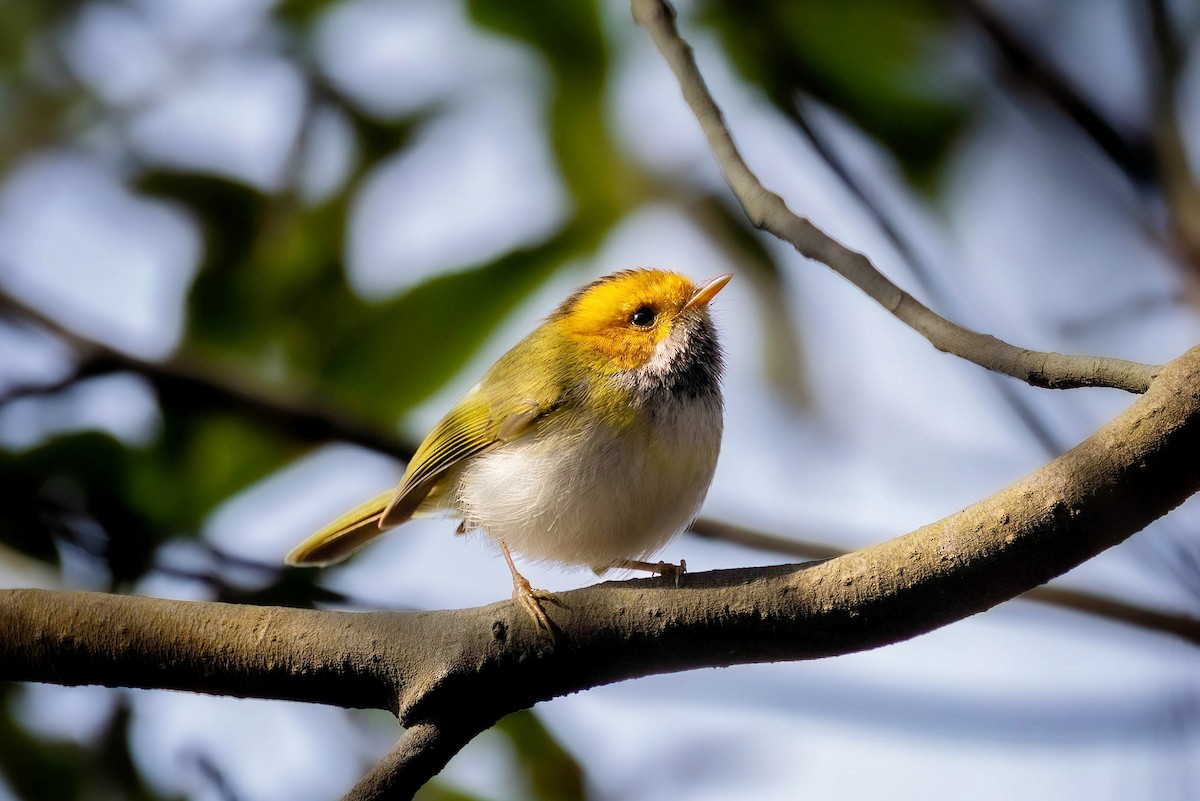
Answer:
xmin=286 ymin=268 xmax=730 ymax=636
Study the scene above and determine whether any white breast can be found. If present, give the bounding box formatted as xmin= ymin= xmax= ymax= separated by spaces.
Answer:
xmin=451 ymin=396 xmax=723 ymax=571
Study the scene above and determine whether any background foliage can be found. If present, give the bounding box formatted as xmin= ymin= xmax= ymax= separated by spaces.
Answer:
xmin=2 ymin=0 xmax=1199 ymax=799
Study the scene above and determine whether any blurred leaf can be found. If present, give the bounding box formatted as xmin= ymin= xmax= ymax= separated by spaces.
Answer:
xmin=468 ymin=0 xmax=605 ymax=79
xmin=136 ymin=172 xmax=272 ymax=356
xmin=135 ymin=410 xmax=296 ymax=532
xmin=0 ymin=432 xmax=158 ymax=582
xmin=469 ymin=0 xmax=643 ymax=224
xmin=0 ymin=684 xmax=89 ymax=801
xmin=320 ymin=230 xmax=580 ymax=419
xmin=276 ymin=0 xmax=344 ymax=25
xmin=0 ymin=416 xmax=294 ymax=588
xmin=135 ymin=106 xmax=409 ymax=393
xmin=0 ymin=0 xmax=86 ymax=72
xmin=138 ymin=170 xmax=361 ymax=375
xmin=416 ymin=782 xmax=491 ymax=801
xmin=0 ymin=686 xmax=176 ymax=801
xmin=94 ymin=700 xmax=177 ymax=801
xmin=494 ymin=710 xmax=586 ymax=801
xmin=339 ymin=104 xmax=425 ymax=168
xmin=700 ymin=0 xmax=968 ymax=180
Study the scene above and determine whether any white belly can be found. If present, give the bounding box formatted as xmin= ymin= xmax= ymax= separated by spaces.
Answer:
xmin=451 ymin=397 xmax=722 ymax=571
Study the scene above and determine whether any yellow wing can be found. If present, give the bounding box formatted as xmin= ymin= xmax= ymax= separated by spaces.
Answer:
xmin=378 ymin=402 xmax=499 ymax=526
xmin=286 ymin=388 xmax=555 ymax=567
xmin=283 ymin=489 xmax=395 ymax=567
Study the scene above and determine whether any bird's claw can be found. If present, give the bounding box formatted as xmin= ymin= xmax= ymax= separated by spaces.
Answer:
xmin=657 ymin=558 xmax=687 ymax=588
xmin=512 ymin=575 xmax=562 ymax=640
xmin=611 ymin=558 xmax=688 ymax=587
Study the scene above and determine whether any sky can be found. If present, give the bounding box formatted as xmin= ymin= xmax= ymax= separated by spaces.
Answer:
xmin=2 ymin=0 xmax=1200 ymax=799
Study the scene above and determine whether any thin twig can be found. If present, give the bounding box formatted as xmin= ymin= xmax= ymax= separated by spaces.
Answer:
xmin=784 ymin=99 xmax=1065 ymax=456
xmin=1144 ymin=0 xmax=1200 ymax=276
xmin=632 ymin=0 xmax=1161 ymax=393
xmin=0 ymin=290 xmax=416 ymax=461
xmin=957 ymin=0 xmax=1156 ymax=189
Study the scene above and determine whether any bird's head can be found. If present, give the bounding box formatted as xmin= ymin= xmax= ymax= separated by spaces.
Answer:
xmin=552 ymin=268 xmax=730 ymax=400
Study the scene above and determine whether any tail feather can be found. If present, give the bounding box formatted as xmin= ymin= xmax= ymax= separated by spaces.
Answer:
xmin=285 ymin=489 xmax=396 ymax=567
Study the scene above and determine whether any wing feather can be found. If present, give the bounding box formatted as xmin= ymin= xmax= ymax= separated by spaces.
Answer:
xmin=284 ymin=489 xmax=394 ymax=566
xmin=380 ymin=394 xmax=554 ymax=527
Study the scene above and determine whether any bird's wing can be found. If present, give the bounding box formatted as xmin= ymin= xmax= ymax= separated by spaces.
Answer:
xmin=379 ymin=390 xmax=557 ymax=528
xmin=283 ymin=488 xmax=396 ymax=567
xmin=285 ymin=391 xmax=555 ymax=567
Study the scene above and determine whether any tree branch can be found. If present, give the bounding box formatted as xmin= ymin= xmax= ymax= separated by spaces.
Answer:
xmin=687 ymin=519 xmax=1200 ymax=646
xmin=780 ymin=99 xmax=1067 ymax=456
xmin=1144 ymin=0 xmax=1200 ymax=277
xmin=631 ymin=0 xmax=1161 ymax=393
xmin=3 ymin=345 xmax=1200 ymax=800
xmin=3 ymin=284 xmax=1189 ymax=645
xmin=344 ymin=718 xmax=499 ymax=801
xmin=0 ymin=290 xmax=415 ymax=461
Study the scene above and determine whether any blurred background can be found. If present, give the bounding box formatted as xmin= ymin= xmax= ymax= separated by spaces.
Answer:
xmin=2 ymin=0 xmax=1200 ymax=798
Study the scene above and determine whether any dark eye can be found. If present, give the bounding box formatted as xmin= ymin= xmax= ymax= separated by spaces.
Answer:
xmin=629 ymin=305 xmax=656 ymax=328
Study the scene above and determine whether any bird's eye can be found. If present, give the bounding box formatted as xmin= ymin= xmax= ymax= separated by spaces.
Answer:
xmin=629 ymin=305 xmax=656 ymax=328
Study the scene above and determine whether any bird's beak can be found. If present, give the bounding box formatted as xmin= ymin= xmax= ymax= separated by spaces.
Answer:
xmin=683 ymin=273 xmax=733 ymax=311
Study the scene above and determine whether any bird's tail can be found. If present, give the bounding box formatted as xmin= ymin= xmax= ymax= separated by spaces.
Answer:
xmin=285 ymin=489 xmax=396 ymax=567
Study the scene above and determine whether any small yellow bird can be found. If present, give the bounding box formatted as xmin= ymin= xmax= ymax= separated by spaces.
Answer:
xmin=286 ymin=269 xmax=730 ymax=634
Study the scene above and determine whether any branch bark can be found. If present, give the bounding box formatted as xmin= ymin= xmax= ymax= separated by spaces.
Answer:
xmin=631 ymin=0 xmax=1161 ymax=393
xmin=3 ymin=345 xmax=1200 ymax=798
xmin=687 ymin=519 xmax=1200 ymax=646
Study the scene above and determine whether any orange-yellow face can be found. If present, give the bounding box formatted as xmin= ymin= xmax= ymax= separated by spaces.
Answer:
xmin=554 ymin=269 xmax=728 ymax=370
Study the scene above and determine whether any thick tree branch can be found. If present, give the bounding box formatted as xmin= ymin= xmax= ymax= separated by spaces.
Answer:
xmin=688 ymin=519 xmax=1200 ymax=646
xmin=3 ymin=345 xmax=1200 ymax=800
xmin=631 ymin=0 xmax=1161 ymax=393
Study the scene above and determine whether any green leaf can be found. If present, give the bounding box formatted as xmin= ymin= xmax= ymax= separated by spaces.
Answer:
xmin=494 ymin=710 xmax=586 ymax=801
xmin=468 ymin=0 xmax=605 ymax=79
xmin=0 ymin=684 xmax=89 ymax=801
xmin=0 ymin=432 xmax=145 ymax=577
xmin=0 ymin=686 xmax=179 ymax=801
xmin=469 ymin=0 xmax=642 ymax=223
xmin=700 ymin=0 xmax=968 ymax=180
xmin=136 ymin=410 xmax=295 ymax=532
xmin=319 ymin=231 xmax=580 ymax=419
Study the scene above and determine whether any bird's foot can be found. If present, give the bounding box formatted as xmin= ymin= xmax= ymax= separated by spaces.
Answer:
xmin=613 ymin=558 xmax=688 ymax=588
xmin=511 ymin=573 xmax=562 ymax=640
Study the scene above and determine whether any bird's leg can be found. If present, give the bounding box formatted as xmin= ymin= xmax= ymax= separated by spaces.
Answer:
xmin=499 ymin=541 xmax=560 ymax=638
xmin=612 ymin=558 xmax=688 ymax=588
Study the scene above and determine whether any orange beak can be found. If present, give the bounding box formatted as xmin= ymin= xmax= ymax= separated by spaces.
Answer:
xmin=683 ymin=273 xmax=733 ymax=311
